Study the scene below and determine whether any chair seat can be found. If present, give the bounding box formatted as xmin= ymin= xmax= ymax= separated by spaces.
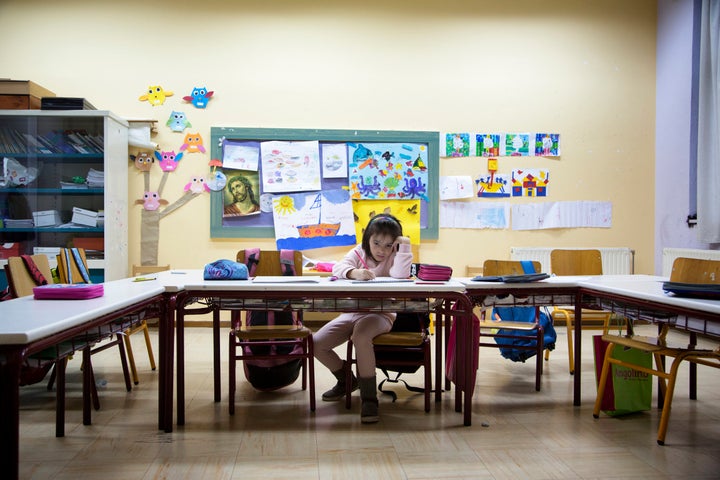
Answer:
xmin=478 ymin=320 xmax=538 ymax=330
xmin=373 ymin=331 xmax=425 ymax=346
xmin=234 ymin=325 xmax=312 ymax=340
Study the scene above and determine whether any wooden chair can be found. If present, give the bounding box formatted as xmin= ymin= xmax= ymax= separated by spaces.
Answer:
xmin=593 ymin=257 xmax=720 ymax=445
xmin=345 ymin=312 xmax=432 ymax=412
xmin=550 ymin=249 xmax=617 ymax=374
xmin=125 ymin=264 xmax=167 ymax=384
xmin=228 ymin=250 xmax=315 ymax=413
xmin=465 ymin=265 xmax=484 ymax=278
xmin=477 ymin=259 xmax=547 ymax=391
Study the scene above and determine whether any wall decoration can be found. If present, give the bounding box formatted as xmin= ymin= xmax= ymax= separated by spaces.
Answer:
xmin=260 ymin=140 xmax=322 ymax=193
xmin=512 ymin=201 xmax=612 ymax=230
xmin=166 ymin=111 xmax=191 ymax=133
xmin=352 ymin=199 xmax=421 ymax=245
xmin=272 ymin=189 xmax=356 ymax=250
xmin=138 ymin=85 xmax=174 ymax=106
xmin=439 ymin=175 xmax=474 ymax=199
xmin=348 ymin=142 xmax=428 ymax=201
xmin=535 ymin=133 xmax=561 ymax=156
xmin=476 ymin=133 xmax=501 ymax=157
xmin=443 ymin=132 xmax=471 ymax=157
xmin=183 ymin=86 xmax=214 ymax=109
xmin=511 ymin=169 xmax=550 ymax=197
xmin=222 ymin=169 xmax=261 ymax=217
xmin=179 ymin=132 xmax=206 ymax=153
xmin=209 ymin=127 xmax=439 ymax=240
xmin=439 ymin=200 xmax=510 ymax=229
xmin=503 ymin=133 xmax=532 ymax=156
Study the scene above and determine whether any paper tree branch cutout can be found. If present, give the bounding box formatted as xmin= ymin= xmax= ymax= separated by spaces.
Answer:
xmin=166 ymin=111 xmax=191 ymax=132
xmin=183 ymin=86 xmax=213 ymax=109
xmin=130 ymin=148 xmax=206 ymax=265
xmin=138 ymin=85 xmax=174 ymax=106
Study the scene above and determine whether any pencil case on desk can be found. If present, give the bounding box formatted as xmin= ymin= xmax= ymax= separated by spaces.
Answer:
xmin=411 ymin=263 xmax=453 ymax=281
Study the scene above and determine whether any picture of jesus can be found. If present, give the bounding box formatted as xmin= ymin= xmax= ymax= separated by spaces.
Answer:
xmin=223 ymin=172 xmax=261 ymax=217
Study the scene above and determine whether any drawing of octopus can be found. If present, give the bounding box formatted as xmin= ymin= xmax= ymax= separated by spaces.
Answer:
xmin=358 ymin=175 xmax=381 ymax=196
xmin=402 ymin=177 xmax=427 ymax=199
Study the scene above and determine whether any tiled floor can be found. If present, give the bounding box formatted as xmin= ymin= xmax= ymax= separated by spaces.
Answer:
xmin=18 ymin=324 xmax=720 ymax=479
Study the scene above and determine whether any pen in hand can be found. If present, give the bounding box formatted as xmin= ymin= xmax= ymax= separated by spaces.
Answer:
xmin=355 ymin=250 xmax=369 ymax=269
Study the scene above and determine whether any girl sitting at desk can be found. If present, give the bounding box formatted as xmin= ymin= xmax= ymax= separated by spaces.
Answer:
xmin=313 ymin=213 xmax=412 ymax=423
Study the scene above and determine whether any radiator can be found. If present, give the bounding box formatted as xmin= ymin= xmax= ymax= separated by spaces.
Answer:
xmin=510 ymin=247 xmax=635 ymax=274
xmin=662 ymin=248 xmax=720 ymax=276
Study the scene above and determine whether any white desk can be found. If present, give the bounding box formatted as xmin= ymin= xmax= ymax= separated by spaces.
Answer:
xmin=0 ymin=278 xmax=166 ymax=480
xmin=169 ymin=273 xmax=476 ymax=426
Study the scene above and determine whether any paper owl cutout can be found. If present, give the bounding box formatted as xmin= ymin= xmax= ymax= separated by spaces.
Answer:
xmin=130 ymin=151 xmax=155 ymax=171
xmin=179 ymin=132 xmax=206 ymax=153
xmin=135 ymin=191 xmax=168 ymax=211
xmin=184 ymin=174 xmax=211 ymax=194
xmin=166 ymin=111 xmax=191 ymax=132
xmin=154 ymin=150 xmax=184 ymax=172
xmin=139 ymin=85 xmax=174 ymax=106
xmin=183 ymin=86 xmax=214 ymax=109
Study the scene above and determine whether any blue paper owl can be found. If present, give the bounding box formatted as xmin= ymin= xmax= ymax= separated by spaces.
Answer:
xmin=183 ymin=87 xmax=214 ymax=109
xmin=166 ymin=111 xmax=191 ymax=132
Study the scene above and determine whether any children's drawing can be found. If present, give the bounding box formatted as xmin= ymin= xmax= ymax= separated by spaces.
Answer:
xmin=321 ymin=143 xmax=348 ymax=178
xmin=260 ymin=140 xmax=321 ymax=193
xmin=352 ymin=200 xmax=421 ymax=245
xmin=503 ymin=133 xmax=531 ymax=156
xmin=439 ymin=175 xmax=473 ymax=199
xmin=166 ymin=111 xmax=191 ymax=132
xmin=182 ymin=86 xmax=214 ymax=109
xmin=348 ymin=142 xmax=428 ymax=201
xmin=476 ymin=134 xmax=500 ymax=157
xmin=138 ymin=85 xmax=173 ymax=106
xmin=535 ymin=133 xmax=561 ymax=156
xmin=511 ymin=169 xmax=550 ymax=197
xmin=272 ymin=189 xmax=356 ymax=250
xmin=444 ymin=133 xmax=470 ymax=157
xmin=223 ymin=141 xmax=260 ymax=171
xmin=476 ymin=172 xmax=511 ymax=198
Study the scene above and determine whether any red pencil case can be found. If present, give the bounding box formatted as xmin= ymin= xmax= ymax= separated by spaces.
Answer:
xmin=411 ymin=263 xmax=453 ymax=281
xmin=33 ymin=283 xmax=104 ymax=300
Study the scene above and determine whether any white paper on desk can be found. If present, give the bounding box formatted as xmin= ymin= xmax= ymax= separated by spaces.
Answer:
xmin=252 ymin=276 xmax=322 ymax=283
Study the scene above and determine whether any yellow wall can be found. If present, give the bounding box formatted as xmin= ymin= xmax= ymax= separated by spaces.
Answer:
xmin=0 ymin=0 xmax=657 ymax=274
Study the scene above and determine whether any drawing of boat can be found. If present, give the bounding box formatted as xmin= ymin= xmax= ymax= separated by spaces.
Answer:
xmin=297 ymin=222 xmax=341 ymax=237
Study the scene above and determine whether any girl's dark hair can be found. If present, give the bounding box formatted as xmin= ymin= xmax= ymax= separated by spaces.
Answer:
xmin=361 ymin=214 xmax=403 ymax=257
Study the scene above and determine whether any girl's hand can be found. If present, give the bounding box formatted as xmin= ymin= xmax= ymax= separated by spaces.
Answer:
xmin=349 ymin=268 xmax=376 ymax=281
xmin=394 ymin=236 xmax=410 ymax=250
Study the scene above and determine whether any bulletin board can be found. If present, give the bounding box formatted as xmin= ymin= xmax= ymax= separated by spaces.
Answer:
xmin=209 ymin=127 xmax=439 ymax=240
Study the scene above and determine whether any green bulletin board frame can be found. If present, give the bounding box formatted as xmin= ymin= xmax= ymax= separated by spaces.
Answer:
xmin=210 ymin=127 xmax=439 ymax=240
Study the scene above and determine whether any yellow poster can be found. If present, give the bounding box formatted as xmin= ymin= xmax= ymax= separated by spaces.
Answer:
xmin=352 ymin=199 xmax=421 ymax=245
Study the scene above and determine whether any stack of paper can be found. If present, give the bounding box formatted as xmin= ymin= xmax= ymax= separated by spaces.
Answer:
xmin=3 ymin=218 xmax=33 ymax=228
xmin=86 ymin=168 xmax=104 ymax=188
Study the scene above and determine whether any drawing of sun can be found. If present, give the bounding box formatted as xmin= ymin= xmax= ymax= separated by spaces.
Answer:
xmin=274 ymin=195 xmax=296 ymax=215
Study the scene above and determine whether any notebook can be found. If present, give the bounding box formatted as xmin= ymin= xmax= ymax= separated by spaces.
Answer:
xmin=662 ymin=281 xmax=720 ymax=299
xmin=471 ymin=273 xmax=550 ymax=283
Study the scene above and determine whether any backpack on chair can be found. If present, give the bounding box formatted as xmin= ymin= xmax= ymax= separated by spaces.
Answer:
xmin=235 ymin=249 xmax=303 ymax=391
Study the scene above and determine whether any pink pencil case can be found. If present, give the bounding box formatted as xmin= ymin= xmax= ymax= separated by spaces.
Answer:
xmin=33 ymin=283 xmax=104 ymax=300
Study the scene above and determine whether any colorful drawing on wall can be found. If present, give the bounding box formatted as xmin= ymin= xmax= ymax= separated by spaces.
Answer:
xmin=511 ymin=169 xmax=550 ymax=197
xmin=222 ymin=169 xmax=261 ymax=217
xmin=222 ymin=141 xmax=260 ymax=171
xmin=138 ymin=85 xmax=174 ymax=106
xmin=183 ymin=86 xmax=214 ymax=109
xmin=476 ymin=172 xmax=511 ymax=198
xmin=348 ymin=142 xmax=428 ymax=201
xmin=260 ymin=140 xmax=322 ymax=193
xmin=352 ymin=199 xmax=421 ymax=245
xmin=272 ymin=189 xmax=356 ymax=250
xmin=503 ymin=133 xmax=531 ymax=156
xmin=535 ymin=133 xmax=560 ymax=156
xmin=166 ymin=111 xmax=191 ymax=132
xmin=476 ymin=134 xmax=500 ymax=157
xmin=444 ymin=133 xmax=470 ymax=157
xmin=179 ymin=132 xmax=206 ymax=153
xmin=321 ymin=143 xmax=348 ymax=179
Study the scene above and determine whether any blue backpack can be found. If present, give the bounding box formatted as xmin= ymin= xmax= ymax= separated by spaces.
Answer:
xmin=492 ymin=306 xmax=556 ymax=362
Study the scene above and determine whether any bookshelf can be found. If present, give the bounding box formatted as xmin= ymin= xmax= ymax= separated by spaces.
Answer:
xmin=0 ymin=110 xmax=128 ymax=286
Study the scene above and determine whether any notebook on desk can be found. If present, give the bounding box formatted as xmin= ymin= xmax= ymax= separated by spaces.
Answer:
xmin=471 ymin=273 xmax=550 ymax=283
xmin=252 ymin=276 xmax=322 ymax=283
xmin=351 ymin=277 xmax=414 ymax=284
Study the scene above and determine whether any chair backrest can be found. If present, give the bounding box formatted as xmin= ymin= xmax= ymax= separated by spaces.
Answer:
xmin=550 ymin=249 xmax=603 ymax=275
xmin=466 ymin=265 xmax=484 ymax=277
xmin=132 ymin=264 xmax=170 ymax=276
xmin=670 ymin=257 xmax=720 ymax=284
xmin=483 ymin=259 xmax=541 ymax=276
xmin=236 ymin=250 xmax=302 ymax=276
xmin=5 ymin=255 xmax=53 ymax=297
